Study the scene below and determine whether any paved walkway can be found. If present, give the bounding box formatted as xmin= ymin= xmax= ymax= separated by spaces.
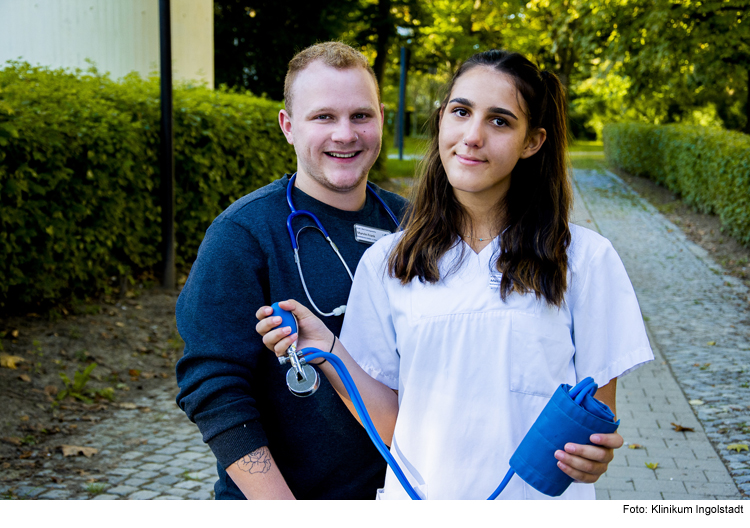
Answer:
xmin=3 ymin=167 xmax=749 ymax=500
xmin=574 ymin=169 xmax=749 ymax=500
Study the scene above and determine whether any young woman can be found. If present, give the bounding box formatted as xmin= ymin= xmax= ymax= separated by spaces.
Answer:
xmin=257 ymin=50 xmax=653 ymax=500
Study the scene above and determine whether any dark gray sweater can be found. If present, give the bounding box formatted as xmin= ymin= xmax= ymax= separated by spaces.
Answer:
xmin=175 ymin=174 xmax=407 ymax=499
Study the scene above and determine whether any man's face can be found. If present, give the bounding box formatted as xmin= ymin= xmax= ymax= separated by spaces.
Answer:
xmin=279 ymin=61 xmax=384 ymax=196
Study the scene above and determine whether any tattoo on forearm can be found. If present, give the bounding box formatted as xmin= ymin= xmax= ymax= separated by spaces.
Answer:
xmin=237 ymin=447 xmax=272 ymax=474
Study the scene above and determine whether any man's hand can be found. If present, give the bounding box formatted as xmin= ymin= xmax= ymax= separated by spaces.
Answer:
xmin=255 ymin=299 xmax=333 ymax=357
xmin=554 ymin=431 xmax=623 ymax=483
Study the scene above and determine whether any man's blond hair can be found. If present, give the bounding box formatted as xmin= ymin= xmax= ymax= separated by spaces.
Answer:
xmin=284 ymin=42 xmax=379 ymax=114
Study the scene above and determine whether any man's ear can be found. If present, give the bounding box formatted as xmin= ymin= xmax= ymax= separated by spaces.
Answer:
xmin=520 ymin=127 xmax=546 ymax=159
xmin=279 ymin=109 xmax=294 ymax=145
xmin=380 ymin=103 xmax=385 ymax=128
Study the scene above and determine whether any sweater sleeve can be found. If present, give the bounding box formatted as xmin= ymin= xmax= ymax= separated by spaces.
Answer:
xmin=175 ymin=217 xmax=270 ymax=469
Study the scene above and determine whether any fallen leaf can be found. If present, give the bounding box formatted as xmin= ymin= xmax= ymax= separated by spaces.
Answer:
xmin=11 ymin=330 xmax=19 ymax=338
xmin=19 ymin=451 xmax=33 ymax=459
xmin=671 ymin=423 xmax=695 ymax=432
xmin=1 ymin=437 xmax=22 ymax=446
xmin=726 ymin=444 xmax=749 ymax=453
xmin=628 ymin=444 xmax=643 ymax=449
xmin=115 ymin=322 xmax=125 ymax=327
xmin=0 ymin=353 xmax=25 ymax=369
xmin=44 ymin=385 xmax=58 ymax=397
xmin=140 ymin=372 xmax=154 ymax=379
xmin=50 ymin=476 xmax=62 ymax=483
xmin=20 ymin=415 xmax=29 ymax=422
xmin=689 ymin=399 xmax=704 ymax=406
xmin=645 ymin=462 xmax=659 ymax=470
xmin=706 ymin=341 xmax=716 ymax=346
xmin=18 ymin=374 xmax=31 ymax=382
xmin=60 ymin=445 xmax=98 ymax=457
xmin=118 ymin=403 xmax=137 ymax=410
xmin=124 ymin=438 xmax=148 ymax=446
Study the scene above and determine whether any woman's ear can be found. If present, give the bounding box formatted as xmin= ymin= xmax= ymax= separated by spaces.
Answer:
xmin=521 ymin=127 xmax=547 ymax=159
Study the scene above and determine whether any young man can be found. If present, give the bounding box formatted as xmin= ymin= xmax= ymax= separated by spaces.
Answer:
xmin=175 ymin=42 xmax=407 ymax=499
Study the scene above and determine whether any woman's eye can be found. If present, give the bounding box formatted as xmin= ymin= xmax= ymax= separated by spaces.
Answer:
xmin=492 ymin=117 xmax=507 ymax=127
xmin=452 ymin=108 xmax=468 ymax=117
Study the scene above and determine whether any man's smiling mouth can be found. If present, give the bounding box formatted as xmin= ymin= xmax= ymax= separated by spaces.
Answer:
xmin=326 ymin=152 xmax=359 ymax=159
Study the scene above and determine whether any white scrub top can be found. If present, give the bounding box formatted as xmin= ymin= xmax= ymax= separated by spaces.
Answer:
xmin=340 ymin=224 xmax=653 ymax=500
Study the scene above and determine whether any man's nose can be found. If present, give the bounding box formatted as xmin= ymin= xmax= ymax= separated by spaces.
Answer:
xmin=331 ymin=121 xmax=358 ymax=143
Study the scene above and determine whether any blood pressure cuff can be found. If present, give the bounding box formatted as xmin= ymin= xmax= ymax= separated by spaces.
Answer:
xmin=509 ymin=378 xmax=620 ymax=497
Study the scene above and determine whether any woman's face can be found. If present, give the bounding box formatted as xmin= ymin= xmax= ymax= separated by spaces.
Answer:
xmin=438 ymin=66 xmax=545 ymax=209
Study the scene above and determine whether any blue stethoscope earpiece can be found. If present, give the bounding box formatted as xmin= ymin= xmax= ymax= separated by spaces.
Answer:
xmin=285 ymin=173 xmax=399 ymax=317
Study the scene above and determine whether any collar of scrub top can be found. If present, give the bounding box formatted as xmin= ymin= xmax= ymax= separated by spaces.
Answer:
xmin=285 ymin=173 xmax=400 ymax=317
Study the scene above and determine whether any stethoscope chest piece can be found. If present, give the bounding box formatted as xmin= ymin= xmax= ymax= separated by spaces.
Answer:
xmin=286 ymin=364 xmax=320 ymax=397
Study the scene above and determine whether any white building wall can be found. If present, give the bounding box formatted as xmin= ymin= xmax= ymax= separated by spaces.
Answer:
xmin=0 ymin=0 xmax=213 ymax=87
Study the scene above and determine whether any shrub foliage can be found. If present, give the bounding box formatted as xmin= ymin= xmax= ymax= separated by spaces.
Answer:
xmin=0 ymin=63 xmax=295 ymax=310
xmin=604 ymin=123 xmax=750 ymax=245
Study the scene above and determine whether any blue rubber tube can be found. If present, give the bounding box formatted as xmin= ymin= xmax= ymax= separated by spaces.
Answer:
xmin=301 ymin=348 xmax=423 ymax=500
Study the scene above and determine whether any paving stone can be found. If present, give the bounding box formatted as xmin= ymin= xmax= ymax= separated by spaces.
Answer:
xmin=132 ymin=470 xmax=160 ymax=480
xmin=154 ymin=446 xmax=183 ymax=456
xmin=162 ymin=488 xmax=192 ymax=497
xmin=123 ymin=478 xmax=149 ymax=488
xmin=128 ymin=490 xmax=160 ymax=500
xmin=120 ymin=451 xmax=146 ymax=460
xmin=141 ymin=454 xmax=174 ymax=464
xmin=155 ymin=475 xmax=181 ymax=486
xmin=92 ymin=494 xmax=120 ymax=500
xmin=187 ymin=489 xmax=213 ymax=500
xmin=107 ymin=485 xmax=140 ymax=496
xmin=38 ymin=489 xmax=72 ymax=499
xmin=14 ymin=486 xmax=46 ymax=498
xmin=174 ymin=480 xmax=202 ymax=490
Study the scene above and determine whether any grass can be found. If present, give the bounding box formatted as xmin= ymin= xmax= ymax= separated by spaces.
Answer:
xmin=85 ymin=482 xmax=107 ymax=495
xmin=570 ymin=140 xmax=603 ymax=152
xmin=386 ymin=135 xmax=429 ymax=158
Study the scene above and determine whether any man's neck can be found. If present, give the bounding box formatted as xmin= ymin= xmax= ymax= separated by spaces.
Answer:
xmin=293 ymin=173 xmax=368 ymax=212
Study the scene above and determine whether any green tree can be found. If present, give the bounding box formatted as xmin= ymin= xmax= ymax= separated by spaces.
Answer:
xmin=590 ymin=0 xmax=750 ymax=132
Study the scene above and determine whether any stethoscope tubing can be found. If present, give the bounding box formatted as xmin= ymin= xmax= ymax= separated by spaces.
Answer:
xmin=301 ymin=348 xmax=423 ymax=500
xmin=285 ymin=173 xmax=400 ymax=317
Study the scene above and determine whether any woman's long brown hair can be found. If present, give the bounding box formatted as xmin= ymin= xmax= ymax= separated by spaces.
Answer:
xmin=388 ymin=50 xmax=572 ymax=307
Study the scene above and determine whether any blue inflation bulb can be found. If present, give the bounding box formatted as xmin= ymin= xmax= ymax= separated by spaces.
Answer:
xmin=508 ymin=377 xmax=619 ymax=497
xmin=270 ymin=302 xmax=298 ymax=335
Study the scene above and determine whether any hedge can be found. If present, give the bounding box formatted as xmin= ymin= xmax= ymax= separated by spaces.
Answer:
xmin=603 ymin=123 xmax=750 ymax=245
xmin=0 ymin=62 xmax=296 ymax=310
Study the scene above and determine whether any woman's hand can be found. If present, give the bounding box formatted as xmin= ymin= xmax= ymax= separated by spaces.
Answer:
xmin=554 ymin=431 xmax=624 ymax=483
xmin=255 ymin=299 xmax=333 ymax=357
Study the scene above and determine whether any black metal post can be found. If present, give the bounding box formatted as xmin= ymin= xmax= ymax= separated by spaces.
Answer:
xmin=159 ymin=0 xmax=175 ymax=289
xmin=396 ymin=46 xmax=406 ymax=161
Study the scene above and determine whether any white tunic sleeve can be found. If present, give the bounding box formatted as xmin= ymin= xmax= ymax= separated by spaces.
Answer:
xmin=568 ymin=232 xmax=653 ymax=385
xmin=339 ymin=238 xmax=400 ymax=390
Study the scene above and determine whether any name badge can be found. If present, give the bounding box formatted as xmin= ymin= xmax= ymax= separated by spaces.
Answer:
xmin=354 ymin=224 xmax=391 ymax=245
xmin=489 ymin=272 xmax=503 ymax=289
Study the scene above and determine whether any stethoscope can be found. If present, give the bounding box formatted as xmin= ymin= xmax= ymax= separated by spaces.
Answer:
xmin=286 ymin=173 xmax=400 ymax=317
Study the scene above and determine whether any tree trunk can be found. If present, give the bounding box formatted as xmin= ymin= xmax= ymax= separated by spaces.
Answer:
xmin=372 ymin=0 xmax=392 ymax=93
